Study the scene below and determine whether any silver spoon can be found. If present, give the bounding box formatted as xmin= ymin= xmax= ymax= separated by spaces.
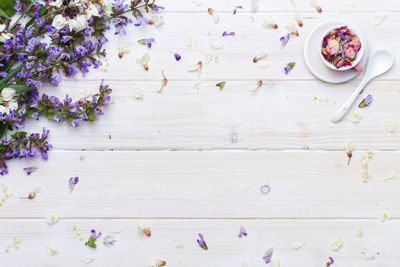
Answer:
xmin=331 ymin=50 xmax=394 ymax=123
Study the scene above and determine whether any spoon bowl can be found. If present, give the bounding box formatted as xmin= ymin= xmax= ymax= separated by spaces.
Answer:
xmin=331 ymin=50 xmax=394 ymax=123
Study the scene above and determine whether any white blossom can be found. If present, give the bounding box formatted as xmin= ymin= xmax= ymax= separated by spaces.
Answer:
xmin=52 ymin=14 xmax=67 ymax=30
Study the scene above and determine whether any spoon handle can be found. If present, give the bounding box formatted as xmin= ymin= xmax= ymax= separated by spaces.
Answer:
xmin=330 ymin=79 xmax=369 ymax=123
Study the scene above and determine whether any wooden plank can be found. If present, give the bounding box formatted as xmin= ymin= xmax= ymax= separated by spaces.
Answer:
xmin=1 ymin=151 xmax=400 ymax=219
xmin=157 ymin=0 xmax=399 ymax=12
xmin=64 ymin=12 xmax=400 ymax=81
xmin=0 ymin=218 xmax=398 ymax=266
xmin=25 ymin=80 xmax=400 ymax=150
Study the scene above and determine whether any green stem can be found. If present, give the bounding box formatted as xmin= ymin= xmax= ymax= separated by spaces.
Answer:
xmin=9 ymin=0 xmax=37 ymax=31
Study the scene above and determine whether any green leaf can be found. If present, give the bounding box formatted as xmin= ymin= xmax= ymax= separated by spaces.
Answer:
xmin=0 ymin=0 xmax=16 ymax=18
xmin=5 ymin=84 xmax=32 ymax=94
xmin=25 ymin=5 xmax=46 ymax=28
xmin=0 ymin=123 xmax=8 ymax=139
xmin=216 ymin=81 xmax=226 ymax=91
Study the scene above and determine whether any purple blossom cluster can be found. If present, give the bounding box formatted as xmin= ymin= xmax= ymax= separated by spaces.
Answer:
xmin=0 ymin=0 xmax=163 ymax=175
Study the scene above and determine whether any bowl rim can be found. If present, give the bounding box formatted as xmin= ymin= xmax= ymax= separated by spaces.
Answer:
xmin=319 ymin=23 xmax=364 ymax=71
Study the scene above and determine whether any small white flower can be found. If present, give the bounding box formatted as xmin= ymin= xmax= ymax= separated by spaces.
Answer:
xmin=291 ymin=242 xmax=305 ymax=250
xmin=185 ymin=34 xmax=197 ymax=48
xmin=344 ymin=139 xmax=355 ymax=153
xmin=188 ymin=62 xmax=202 ymax=72
xmin=378 ymin=207 xmax=391 ymax=223
xmin=47 ymin=242 xmax=58 ymax=256
xmin=52 ymin=14 xmax=67 ymax=30
xmin=50 ymin=0 xmax=63 ymax=8
xmin=0 ymin=88 xmax=16 ymax=101
xmin=117 ymin=43 xmax=131 ymax=58
xmin=373 ymin=13 xmax=388 ymax=26
xmin=383 ymin=119 xmax=397 ymax=133
xmin=69 ymin=15 xmax=87 ymax=31
xmin=131 ymin=89 xmax=144 ymax=101
xmin=0 ymin=32 xmax=12 ymax=43
xmin=210 ymin=40 xmax=224 ymax=50
xmin=174 ymin=238 xmax=184 ymax=249
xmin=136 ymin=53 xmax=150 ymax=70
xmin=46 ymin=211 xmax=60 ymax=224
xmin=262 ymin=16 xmax=277 ymax=29
xmin=151 ymin=14 xmax=165 ymax=27
xmin=330 ymin=238 xmax=343 ymax=251
xmin=270 ymin=258 xmax=280 ymax=267
xmin=86 ymin=4 xmax=100 ymax=17
xmin=285 ymin=22 xmax=298 ymax=35
xmin=0 ymin=24 xmax=5 ymax=32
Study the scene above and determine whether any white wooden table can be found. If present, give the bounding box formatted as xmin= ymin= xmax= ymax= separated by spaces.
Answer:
xmin=1 ymin=0 xmax=400 ymax=266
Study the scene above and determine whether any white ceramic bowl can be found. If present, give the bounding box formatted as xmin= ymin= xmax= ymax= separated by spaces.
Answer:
xmin=319 ymin=23 xmax=365 ymax=71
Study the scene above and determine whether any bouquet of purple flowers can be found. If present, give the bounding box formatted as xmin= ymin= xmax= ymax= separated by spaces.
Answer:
xmin=0 ymin=0 xmax=161 ymax=175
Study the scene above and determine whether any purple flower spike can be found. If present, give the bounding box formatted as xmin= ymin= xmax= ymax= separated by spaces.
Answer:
xmin=359 ymin=94 xmax=373 ymax=108
xmin=233 ymin=5 xmax=243 ymax=14
xmin=69 ymin=177 xmax=79 ymax=192
xmin=0 ymin=161 xmax=8 ymax=175
xmin=23 ymin=166 xmax=37 ymax=175
xmin=138 ymin=38 xmax=155 ymax=48
xmin=174 ymin=53 xmax=181 ymax=61
xmin=222 ymin=31 xmax=235 ymax=37
xmin=238 ymin=225 xmax=247 ymax=238
xmin=327 ymin=257 xmax=335 ymax=266
xmin=197 ymin=233 xmax=208 ymax=250
xmin=151 ymin=4 xmax=165 ymax=12
xmin=280 ymin=35 xmax=290 ymax=47
xmin=263 ymin=247 xmax=274 ymax=264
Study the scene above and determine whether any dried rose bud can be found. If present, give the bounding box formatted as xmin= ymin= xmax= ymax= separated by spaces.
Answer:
xmin=272 ymin=24 xmax=278 ymax=29
xmin=21 ymin=192 xmax=36 ymax=200
xmin=162 ymin=71 xmax=168 ymax=86
xmin=347 ymin=151 xmax=352 ymax=165
xmin=208 ymin=8 xmax=214 ymax=15
xmin=118 ymin=52 xmax=123 ymax=58
xmin=197 ymin=61 xmax=203 ymax=69
xmin=149 ymin=19 xmax=154 ymax=25
xmin=257 ymin=80 xmax=263 ymax=87
xmin=297 ymin=20 xmax=303 ymax=27
xmin=316 ymin=6 xmax=322 ymax=12
xmin=294 ymin=30 xmax=299 ymax=36
xmin=144 ymin=228 xmax=151 ymax=237
xmin=144 ymin=64 xmax=149 ymax=71
xmin=253 ymin=57 xmax=259 ymax=63
xmin=78 ymin=99 xmax=84 ymax=104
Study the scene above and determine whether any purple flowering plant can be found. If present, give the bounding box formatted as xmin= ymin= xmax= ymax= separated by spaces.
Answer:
xmin=0 ymin=0 xmax=161 ymax=174
xmin=85 ymin=229 xmax=101 ymax=248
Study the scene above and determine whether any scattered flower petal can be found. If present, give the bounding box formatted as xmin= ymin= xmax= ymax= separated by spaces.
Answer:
xmin=233 ymin=6 xmax=243 ymax=15
xmin=291 ymin=242 xmax=305 ymax=250
xmin=271 ymin=258 xmax=280 ymax=267
xmin=344 ymin=139 xmax=354 ymax=165
xmin=149 ymin=14 xmax=165 ymax=27
xmin=355 ymin=225 xmax=363 ymax=237
xmin=204 ymin=51 xmax=219 ymax=64
xmin=222 ymin=31 xmax=235 ymax=37
xmin=46 ymin=211 xmax=60 ymax=224
xmin=347 ymin=111 xmax=362 ymax=123
xmin=197 ymin=233 xmax=208 ymax=250
xmin=47 ymin=242 xmax=58 ymax=256
xmin=136 ymin=53 xmax=150 ymax=71
xmin=373 ymin=13 xmax=388 ymax=26
xmin=188 ymin=61 xmax=203 ymax=72
xmin=117 ymin=43 xmax=131 ymax=58
xmin=280 ymin=35 xmax=290 ymax=47
xmin=138 ymin=38 xmax=155 ymax=48
xmin=283 ymin=62 xmax=295 ymax=74
xmin=174 ymin=53 xmax=182 ymax=61
xmin=326 ymin=257 xmax=335 ymax=267
xmin=138 ymin=224 xmax=151 ymax=237
xmin=330 ymin=238 xmax=343 ymax=251
xmin=131 ymin=89 xmax=144 ymax=101
xmin=207 ymin=8 xmax=220 ymax=23
xmin=295 ymin=12 xmax=303 ymax=27
xmin=383 ymin=119 xmax=397 ymax=133
xmin=361 ymin=248 xmax=375 ymax=260
xmin=310 ymin=0 xmax=322 ymax=12
xmin=378 ymin=207 xmax=391 ymax=222
xmin=263 ymin=247 xmax=274 ymax=263
xmin=250 ymin=80 xmax=263 ymax=95
xmin=359 ymin=95 xmax=373 ymax=108
xmin=238 ymin=225 xmax=247 ymax=238
xmin=174 ymin=238 xmax=184 ymax=249
xmin=23 ymin=166 xmax=38 ymax=175
xmin=69 ymin=177 xmax=79 ymax=193
xmin=262 ymin=16 xmax=278 ymax=29
xmin=384 ymin=171 xmax=396 ymax=181
xmin=285 ymin=22 xmax=299 ymax=36
xmin=355 ymin=63 xmax=364 ymax=72
xmin=85 ymin=256 xmax=96 ymax=264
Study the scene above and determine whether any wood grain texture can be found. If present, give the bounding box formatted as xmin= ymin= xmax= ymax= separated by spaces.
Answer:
xmin=27 ymin=80 xmax=400 ymax=150
xmin=1 ymin=151 xmax=399 ymax=219
xmin=0 ymin=219 xmax=398 ymax=267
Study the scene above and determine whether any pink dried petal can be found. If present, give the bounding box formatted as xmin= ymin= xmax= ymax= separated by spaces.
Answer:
xmin=355 ymin=63 xmax=363 ymax=72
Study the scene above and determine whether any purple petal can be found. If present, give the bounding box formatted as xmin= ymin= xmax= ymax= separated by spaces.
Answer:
xmin=263 ymin=247 xmax=274 ymax=263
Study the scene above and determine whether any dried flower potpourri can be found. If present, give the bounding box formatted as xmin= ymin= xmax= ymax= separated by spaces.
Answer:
xmin=0 ymin=0 xmax=161 ymax=174
xmin=321 ymin=26 xmax=361 ymax=69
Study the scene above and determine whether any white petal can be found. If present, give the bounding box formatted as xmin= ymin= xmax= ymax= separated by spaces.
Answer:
xmin=0 ymin=24 xmax=6 ymax=32
xmin=210 ymin=41 xmax=224 ymax=50
xmin=262 ymin=16 xmax=276 ymax=29
xmin=285 ymin=22 xmax=297 ymax=34
xmin=136 ymin=53 xmax=150 ymax=66
xmin=212 ymin=13 xmax=220 ymax=24
xmin=384 ymin=171 xmax=396 ymax=181
xmin=347 ymin=112 xmax=363 ymax=123
xmin=373 ymin=13 xmax=388 ymax=26
xmin=330 ymin=238 xmax=343 ymax=251
xmin=256 ymin=61 xmax=269 ymax=69
xmin=118 ymin=43 xmax=131 ymax=54
xmin=291 ymin=242 xmax=305 ymax=250
xmin=131 ymin=89 xmax=144 ymax=100
xmin=1 ymin=88 xmax=16 ymax=101
xmin=383 ymin=119 xmax=397 ymax=133
xmin=270 ymin=258 xmax=280 ymax=267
